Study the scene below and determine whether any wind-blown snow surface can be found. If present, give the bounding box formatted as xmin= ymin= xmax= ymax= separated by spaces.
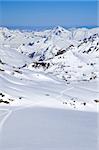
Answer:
xmin=0 ymin=26 xmax=99 ymax=150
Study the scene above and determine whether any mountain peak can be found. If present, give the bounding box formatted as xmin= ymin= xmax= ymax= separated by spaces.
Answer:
xmin=54 ymin=26 xmax=66 ymax=31
xmin=52 ymin=26 xmax=66 ymax=35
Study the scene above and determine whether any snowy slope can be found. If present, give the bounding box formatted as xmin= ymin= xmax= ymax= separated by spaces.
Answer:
xmin=0 ymin=26 xmax=99 ymax=111
xmin=0 ymin=107 xmax=98 ymax=150
xmin=0 ymin=26 xmax=99 ymax=150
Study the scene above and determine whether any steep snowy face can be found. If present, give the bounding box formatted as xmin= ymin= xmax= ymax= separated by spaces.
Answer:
xmin=0 ymin=45 xmax=31 ymax=68
xmin=77 ymin=33 xmax=99 ymax=54
xmin=24 ymin=27 xmax=99 ymax=82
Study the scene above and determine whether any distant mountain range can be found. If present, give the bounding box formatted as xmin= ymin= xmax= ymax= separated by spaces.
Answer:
xmin=0 ymin=26 xmax=99 ymax=82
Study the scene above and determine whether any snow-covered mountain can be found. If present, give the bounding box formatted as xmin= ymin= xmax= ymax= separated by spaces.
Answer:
xmin=1 ymin=26 xmax=99 ymax=80
xmin=0 ymin=26 xmax=99 ymax=111
xmin=0 ymin=26 xmax=99 ymax=150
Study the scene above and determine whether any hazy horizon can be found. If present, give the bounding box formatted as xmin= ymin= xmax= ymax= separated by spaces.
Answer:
xmin=0 ymin=25 xmax=98 ymax=31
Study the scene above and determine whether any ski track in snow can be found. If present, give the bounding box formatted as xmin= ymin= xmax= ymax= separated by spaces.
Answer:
xmin=0 ymin=87 xmax=74 ymax=135
xmin=0 ymin=110 xmax=12 ymax=132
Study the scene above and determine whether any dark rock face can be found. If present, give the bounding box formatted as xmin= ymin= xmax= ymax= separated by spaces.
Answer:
xmin=29 ymin=52 xmax=35 ymax=58
xmin=55 ymin=50 xmax=66 ymax=56
xmin=28 ymin=42 xmax=34 ymax=46
xmin=32 ymin=62 xmax=50 ymax=69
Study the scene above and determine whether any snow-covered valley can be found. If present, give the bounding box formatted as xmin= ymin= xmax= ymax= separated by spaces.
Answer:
xmin=0 ymin=26 xmax=99 ymax=150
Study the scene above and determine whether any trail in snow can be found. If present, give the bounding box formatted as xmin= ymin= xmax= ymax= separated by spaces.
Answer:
xmin=0 ymin=110 xmax=12 ymax=132
xmin=0 ymin=109 xmax=12 ymax=149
